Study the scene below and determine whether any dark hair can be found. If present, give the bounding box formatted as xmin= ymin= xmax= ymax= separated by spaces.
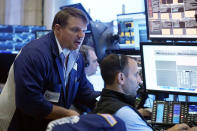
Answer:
xmin=80 ymin=45 xmax=95 ymax=67
xmin=100 ymin=54 xmax=130 ymax=85
xmin=52 ymin=7 xmax=89 ymax=30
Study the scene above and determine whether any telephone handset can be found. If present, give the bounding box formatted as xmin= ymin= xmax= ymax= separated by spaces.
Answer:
xmin=151 ymin=101 xmax=197 ymax=126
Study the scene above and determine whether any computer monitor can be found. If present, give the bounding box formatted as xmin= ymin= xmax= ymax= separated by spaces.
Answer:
xmin=0 ymin=53 xmax=16 ymax=83
xmin=0 ymin=25 xmax=46 ymax=54
xmin=141 ymin=42 xmax=197 ymax=95
xmin=144 ymin=0 xmax=197 ymax=40
xmin=0 ymin=25 xmax=46 ymax=83
xmin=117 ymin=12 xmax=148 ymax=50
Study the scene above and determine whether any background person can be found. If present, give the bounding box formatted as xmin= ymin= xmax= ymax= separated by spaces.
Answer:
xmin=80 ymin=44 xmax=104 ymax=91
xmin=80 ymin=45 xmax=99 ymax=76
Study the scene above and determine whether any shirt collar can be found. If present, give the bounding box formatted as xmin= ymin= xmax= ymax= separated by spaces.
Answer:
xmin=101 ymin=88 xmax=136 ymax=107
xmin=55 ymin=35 xmax=70 ymax=58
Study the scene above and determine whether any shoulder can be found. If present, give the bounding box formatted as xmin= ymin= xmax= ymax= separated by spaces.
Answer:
xmin=115 ymin=106 xmax=139 ymax=119
xmin=46 ymin=114 xmax=126 ymax=131
xmin=25 ymin=34 xmax=52 ymax=55
xmin=14 ymin=34 xmax=55 ymax=70
xmin=115 ymin=106 xmax=153 ymax=131
xmin=19 ymin=32 xmax=56 ymax=60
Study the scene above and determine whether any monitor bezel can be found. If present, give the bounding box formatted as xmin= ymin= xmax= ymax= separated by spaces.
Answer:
xmin=144 ymin=0 xmax=197 ymax=41
xmin=140 ymin=41 xmax=197 ymax=96
xmin=0 ymin=53 xmax=17 ymax=83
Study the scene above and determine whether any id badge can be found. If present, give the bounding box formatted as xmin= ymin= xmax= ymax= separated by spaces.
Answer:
xmin=73 ymin=63 xmax=77 ymax=71
xmin=44 ymin=90 xmax=60 ymax=103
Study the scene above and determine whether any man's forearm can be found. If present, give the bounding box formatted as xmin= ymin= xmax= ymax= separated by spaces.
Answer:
xmin=45 ymin=105 xmax=79 ymax=120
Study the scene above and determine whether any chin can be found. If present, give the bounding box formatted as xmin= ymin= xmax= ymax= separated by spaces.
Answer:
xmin=71 ymin=46 xmax=79 ymax=50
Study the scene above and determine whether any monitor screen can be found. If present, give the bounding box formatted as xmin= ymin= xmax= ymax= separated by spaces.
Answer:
xmin=156 ymin=103 xmax=164 ymax=123
xmin=117 ymin=12 xmax=148 ymax=50
xmin=141 ymin=42 xmax=197 ymax=95
xmin=189 ymin=104 xmax=197 ymax=114
xmin=0 ymin=25 xmax=46 ymax=54
xmin=173 ymin=104 xmax=180 ymax=123
xmin=145 ymin=0 xmax=197 ymax=40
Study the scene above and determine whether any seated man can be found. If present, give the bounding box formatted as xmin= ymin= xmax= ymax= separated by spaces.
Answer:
xmin=46 ymin=113 xmax=126 ymax=131
xmin=93 ymin=54 xmax=196 ymax=131
xmin=80 ymin=45 xmax=99 ymax=77
xmin=72 ymin=45 xmax=103 ymax=114
xmin=80 ymin=45 xmax=104 ymax=91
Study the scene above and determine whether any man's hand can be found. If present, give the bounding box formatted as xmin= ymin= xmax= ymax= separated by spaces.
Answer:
xmin=167 ymin=123 xmax=190 ymax=131
xmin=188 ymin=127 xmax=197 ymax=131
xmin=45 ymin=105 xmax=79 ymax=120
xmin=67 ymin=109 xmax=80 ymax=116
xmin=138 ymin=108 xmax=152 ymax=117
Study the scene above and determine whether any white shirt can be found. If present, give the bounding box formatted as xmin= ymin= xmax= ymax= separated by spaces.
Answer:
xmin=55 ymin=36 xmax=79 ymax=86
xmin=86 ymin=67 xmax=104 ymax=92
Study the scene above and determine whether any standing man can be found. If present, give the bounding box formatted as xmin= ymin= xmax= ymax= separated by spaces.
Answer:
xmin=4 ymin=7 xmax=99 ymax=131
xmin=93 ymin=54 xmax=194 ymax=131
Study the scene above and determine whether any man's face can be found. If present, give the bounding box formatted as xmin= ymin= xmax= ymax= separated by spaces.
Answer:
xmin=85 ymin=50 xmax=99 ymax=76
xmin=123 ymin=59 xmax=140 ymax=97
xmin=54 ymin=16 xmax=87 ymax=50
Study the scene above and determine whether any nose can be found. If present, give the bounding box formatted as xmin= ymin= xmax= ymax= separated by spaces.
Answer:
xmin=137 ymin=74 xmax=143 ymax=85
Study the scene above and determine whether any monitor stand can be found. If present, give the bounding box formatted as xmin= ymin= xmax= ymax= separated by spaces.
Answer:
xmin=155 ymin=93 xmax=169 ymax=101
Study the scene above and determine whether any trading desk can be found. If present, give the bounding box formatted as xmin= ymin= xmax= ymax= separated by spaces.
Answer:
xmin=149 ymin=101 xmax=197 ymax=129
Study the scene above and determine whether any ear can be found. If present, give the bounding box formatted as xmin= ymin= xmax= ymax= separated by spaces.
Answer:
xmin=54 ymin=24 xmax=61 ymax=32
xmin=117 ymin=72 xmax=125 ymax=85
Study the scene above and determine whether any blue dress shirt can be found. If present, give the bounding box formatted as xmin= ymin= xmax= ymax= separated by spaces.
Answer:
xmin=115 ymin=106 xmax=153 ymax=131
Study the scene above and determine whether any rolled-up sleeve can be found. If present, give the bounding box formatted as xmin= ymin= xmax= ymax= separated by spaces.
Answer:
xmin=14 ymin=49 xmax=52 ymax=118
